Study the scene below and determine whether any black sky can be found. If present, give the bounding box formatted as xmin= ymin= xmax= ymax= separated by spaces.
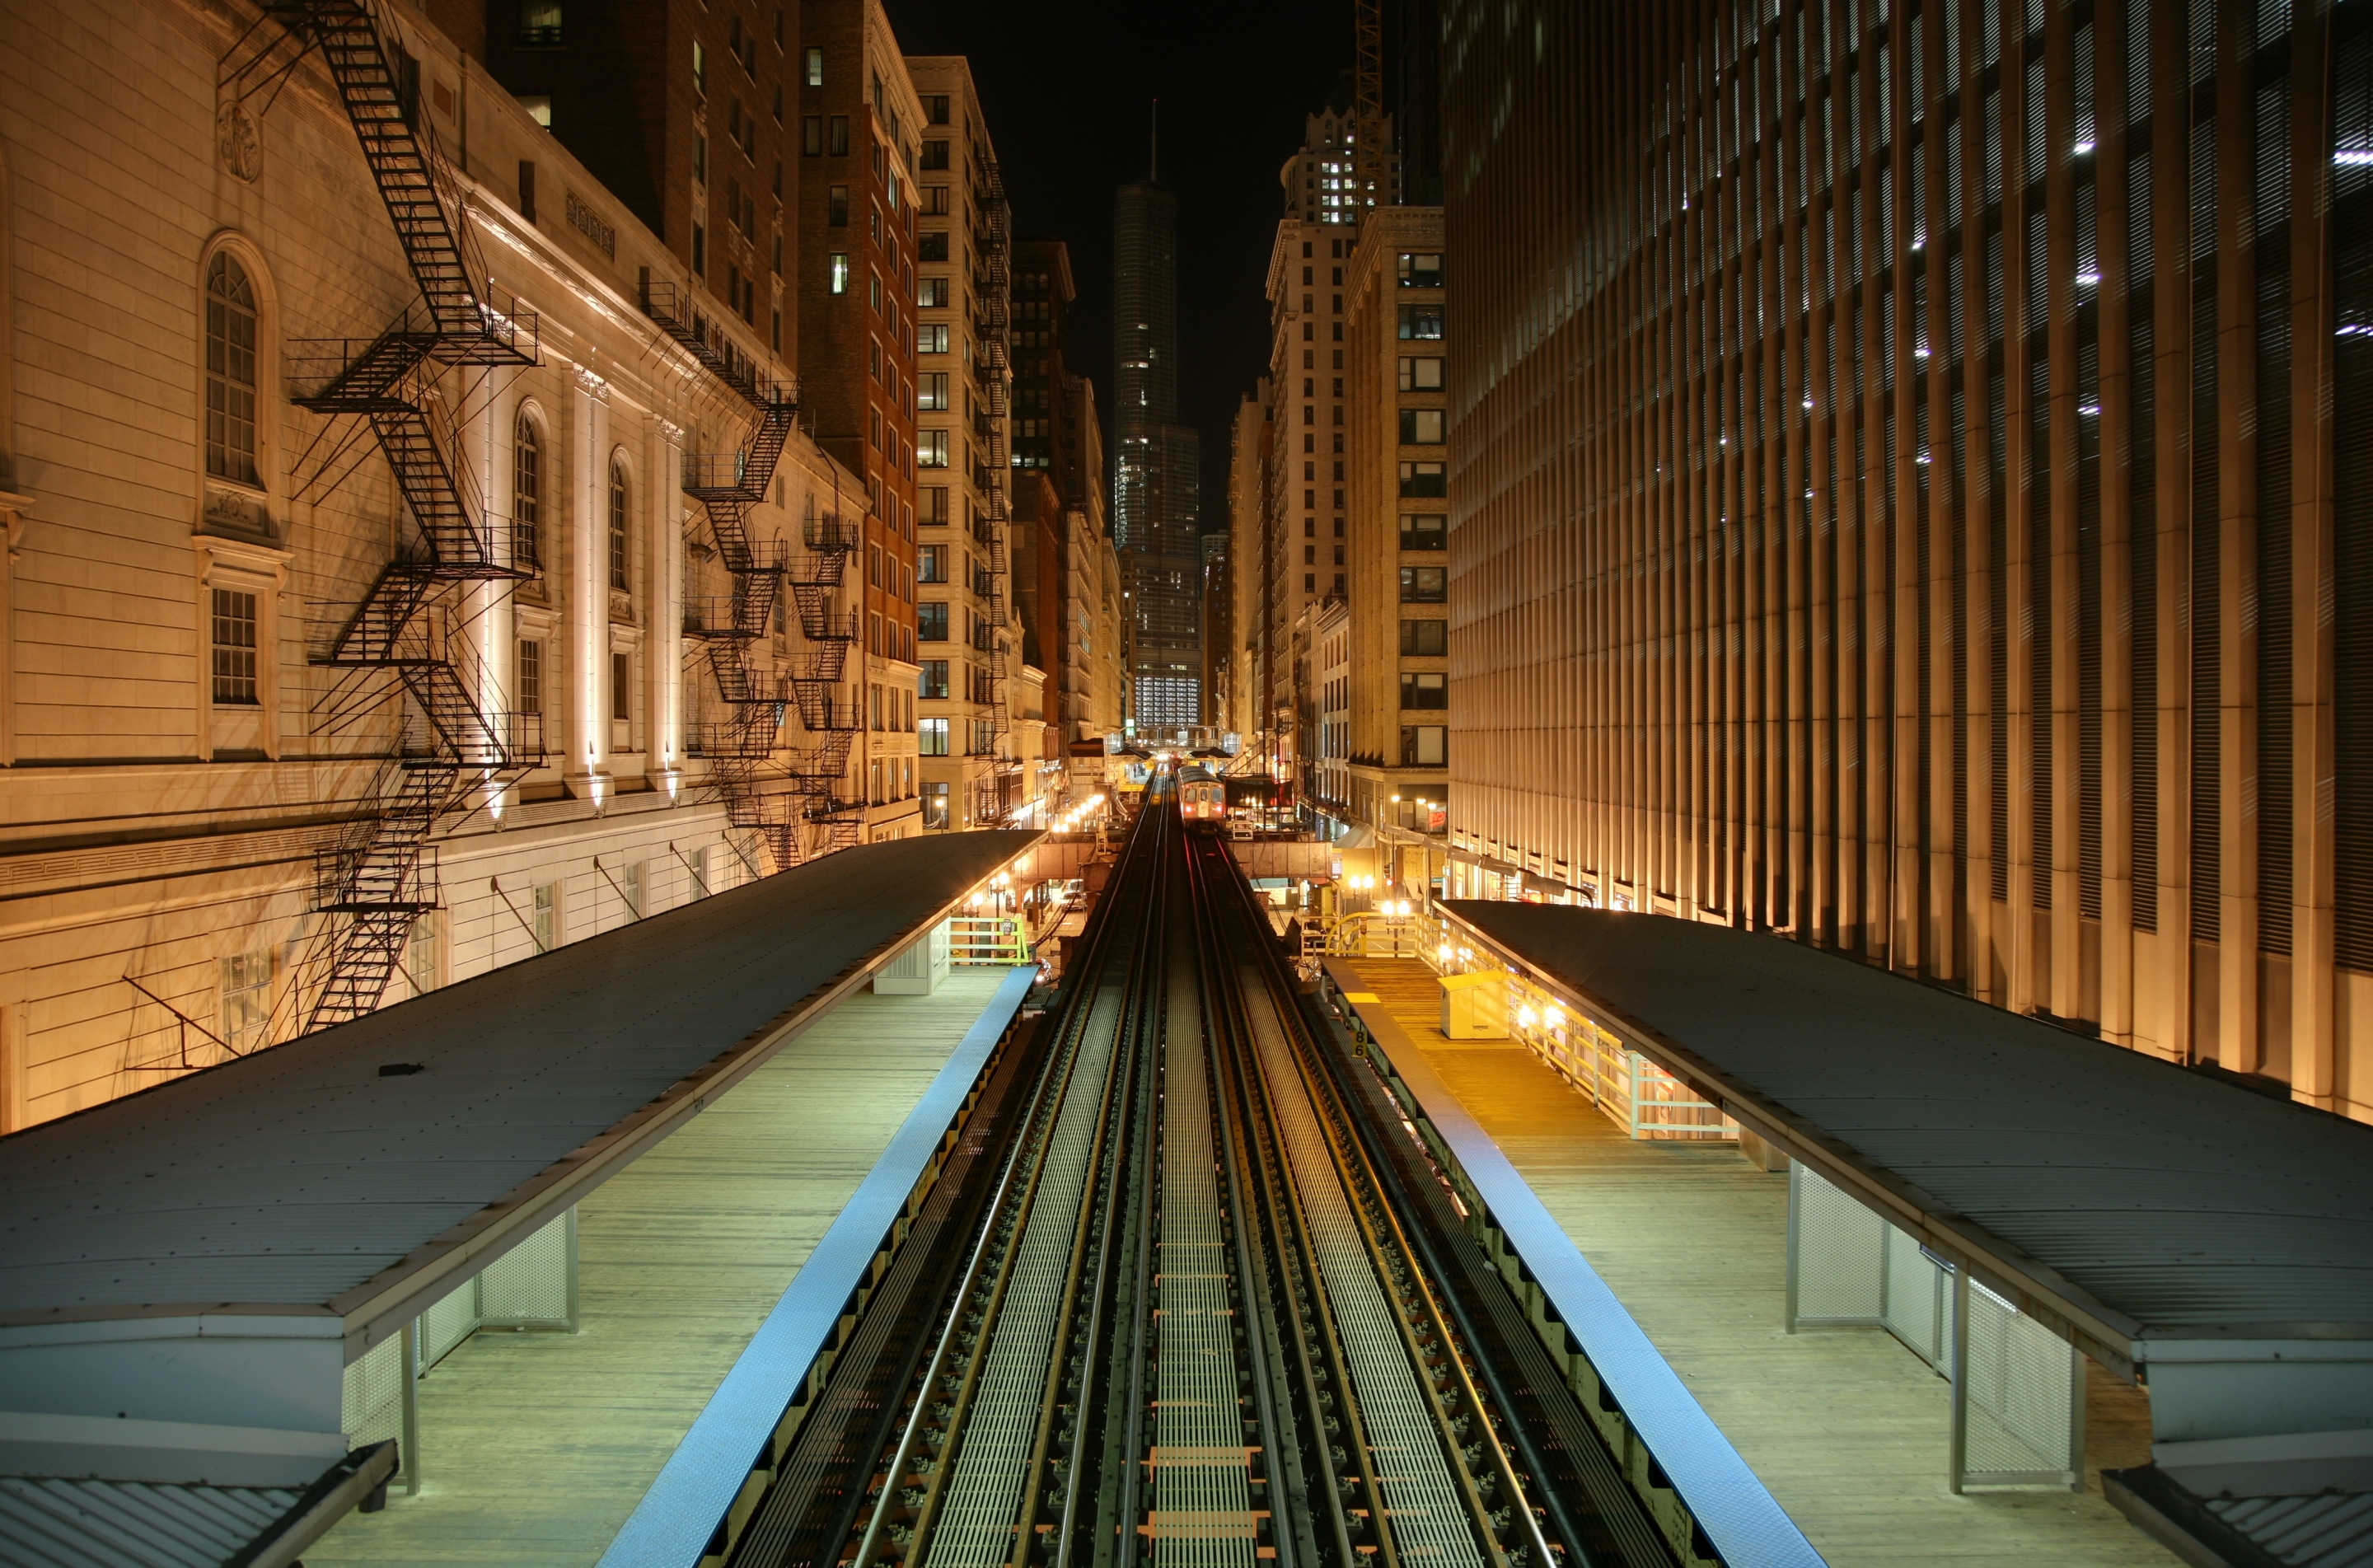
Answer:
xmin=887 ymin=1 xmax=1350 ymax=532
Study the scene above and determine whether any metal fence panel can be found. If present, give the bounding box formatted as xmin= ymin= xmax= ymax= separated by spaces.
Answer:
xmin=480 ymin=1207 xmax=578 ymax=1328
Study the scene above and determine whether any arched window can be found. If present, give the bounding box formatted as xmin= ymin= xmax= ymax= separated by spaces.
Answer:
xmin=607 ymin=458 xmax=630 ymax=591
xmin=513 ymin=413 xmax=542 ymax=570
xmin=204 ymin=254 xmax=260 ymax=484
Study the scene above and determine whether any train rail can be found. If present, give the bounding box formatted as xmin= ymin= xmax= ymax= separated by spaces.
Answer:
xmin=715 ymin=805 xmax=1696 ymax=1568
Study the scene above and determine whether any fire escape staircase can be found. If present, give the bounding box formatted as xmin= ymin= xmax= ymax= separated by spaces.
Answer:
xmin=973 ymin=151 xmax=1021 ymax=825
xmin=648 ymin=278 xmax=843 ymax=870
xmin=261 ymin=0 xmax=543 ymax=1033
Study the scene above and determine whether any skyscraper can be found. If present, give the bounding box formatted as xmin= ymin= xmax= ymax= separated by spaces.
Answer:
xmin=1112 ymin=177 xmax=1203 ymax=728
xmin=1441 ymin=0 xmax=2371 ymax=1111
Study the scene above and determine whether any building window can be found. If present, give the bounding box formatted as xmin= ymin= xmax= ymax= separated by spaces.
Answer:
xmin=1398 ymin=409 xmax=1446 ymax=444
xmin=920 ymin=716 xmax=950 ymax=756
xmin=517 ymin=0 xmax=562 ymax=46
xmin=1400 ymin=618 xmax=1447 ymax=656
xmin=923 ymin=185 xmax=950 ymax=216
xmin=919 ymin=658 xmax=949 ymax=697
xmin=827 ymin=115 xmax=849 ymax=156
xmin=827 ymin=184 xmax=849 ymax=226
xmin=919 ymin=601 xmax=949 ymax=640
xmin=1399 ymin=513 xmax=1448 ymax=550
xmin=517 ymin=638 xmax=543 ymax=714
xmin=1397 ymin=302 xmax=1444 ymax=340
xmin=922 ymin=781 xmax=950 ymax=829
xmin=1398 ymin=461 xmax=1446 ymax=498
xmin=204 ymin=253 xmax=260 ymax=485
xmin=919 ymin=232 xmax=949 ymax=262
xmin=918 ymin=372 xmax=950 ymax=411
xmin=924 ymin=94 xmax=950 ymax=124
xmin=1399 ymin=566 xmax=1448 ymax=602
xmin=220 ymin=951 xmax=273 ymax=1055
xmin=531 ymin=882 xmax=559 ymax=953
xmin=917 ymin=545 xmax=948 ymax=583
xmin=513 ymin=414 xmax=542 ymax=568
xmin=803 ymin=45 xmax=821 ymax=85
xmin=829 ymin=252 xmax=850 ymax=293
xmin=921 ymin=486 xmax=950 ymax=524
xmin=691 ymin=38 xmax=705 ymax=93
xmin=920 ymin=139 xmax=949 ymax=170
xmin=611 ymin=651 xmax=630 ymax=720
xmin=1400 ymin=672 xmax=1449 ymax=709
xmin=210 ymin=587 xmax=260 ymax=705
xmin=919 ymin=429 xmax=950 ymax=467
xmin=918 ymin=275 xmax=948 ymax=307
xmin=687 ymin=845 xmax=711 ymax=898
xmin=1400 ymin=725 xmax=1448 ymax=767
xmin=920 ymin=323 xmax=950 ymax=353
xmin=405 ymin=914 xmax=441 ymax=995
xmin=691 ymin=222 xmax=705 ymax=275
xmin=1396 ymin=252 xmax=1444 ymax=287
xmin=1398 ymin=356 xmax=1445 ymax=391
xmin=607 ymin=459 xmax=630 ymax=589
xmin=803 ymin=115 xmax=822 ymax=156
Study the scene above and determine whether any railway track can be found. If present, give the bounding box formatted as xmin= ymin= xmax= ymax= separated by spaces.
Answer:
xmin=722 ymin=804 xmax=1691 ymax=1568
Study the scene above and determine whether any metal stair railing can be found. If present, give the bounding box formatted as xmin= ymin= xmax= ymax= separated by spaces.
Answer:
xmin=255 ymin=0 xmax=550 ymax=1032
xmin=972 ymin=149 xmax=1019 ymax=827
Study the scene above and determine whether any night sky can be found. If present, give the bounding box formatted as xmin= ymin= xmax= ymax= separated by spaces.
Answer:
xmin=887 ymin=1 xmax=1351 ymax=532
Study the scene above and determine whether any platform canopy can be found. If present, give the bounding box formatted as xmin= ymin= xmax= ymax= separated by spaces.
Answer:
xmin=1439 ymin=901 xmax=2373 ymax=1451
xmin=0 ymin=831 xmax=1039 ymax=1480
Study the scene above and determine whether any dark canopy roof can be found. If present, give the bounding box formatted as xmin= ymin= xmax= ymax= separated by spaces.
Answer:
xmin=1444 ymin=902 xmax=2373 ymax=1362
xmin=0 ymin=832 xmax=1038 ymax=1337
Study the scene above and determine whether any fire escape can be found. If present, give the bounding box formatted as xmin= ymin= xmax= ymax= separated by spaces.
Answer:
xmin=971 ymin=147 xmax=1022 ymax=826
xmin=643 ymin=283 xmax=859 ymax=870
xmin=259 ymin=0 xmax=542 ymax=1031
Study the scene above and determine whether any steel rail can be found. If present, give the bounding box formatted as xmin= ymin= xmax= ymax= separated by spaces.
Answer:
xmin=1199 ymin=836 xmax=1543 ymax=1568
xmin=1182 ymin=831 xmax=1339 ymax=1568
xmin=846 ymin=809 xmax=1161 ymax=1568
xmin=1191 ymin=848 xmax=1406 ymax=1568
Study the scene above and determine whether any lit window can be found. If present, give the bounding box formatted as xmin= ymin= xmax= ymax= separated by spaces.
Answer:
xmin=1398 ymin=356 xmax=1445 ymax=391
xmin=829 ymin=252 xmax=850 ymax=293
xmin=513 ymin=414 xmax=542 ymax=568
xmin=920 ymin=717 xmax=950 ymax=756
xmin=204 ymin=254 xmax=260 ymax=485
xmin=517 ymin=638 xmax=543 ymax=714
xmin=210 ymin=587 xmax=259 ymax=705
xmin=220 ymin=951 xmax=273 ymax=1055
xmin=518 ymin=0 xmax=562 ymax=45
xmin=804 ymin=46 xmax=822 ymax=86
xmin=1398 ymin=408 xmax=1447 ymax=445
xmin=607 ymin=458 xmax=630 ymax=590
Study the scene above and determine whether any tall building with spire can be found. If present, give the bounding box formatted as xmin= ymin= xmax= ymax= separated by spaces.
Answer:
xmin=1112 ymin=162 xmax=1203 ymax=731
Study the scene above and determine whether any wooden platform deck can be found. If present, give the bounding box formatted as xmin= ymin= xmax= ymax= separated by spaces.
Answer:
xmin=307 ymin=967 xmax=1023 ymax=1568
xmin=1340 ymin=958 xmax=2178 ymax=1568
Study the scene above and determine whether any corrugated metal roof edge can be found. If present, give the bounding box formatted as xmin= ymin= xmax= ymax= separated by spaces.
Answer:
xmin=0 ymin=832 xmax=1044 ymax=1363
xmin=1438 ymin=903 xmax=2373 ymax=1374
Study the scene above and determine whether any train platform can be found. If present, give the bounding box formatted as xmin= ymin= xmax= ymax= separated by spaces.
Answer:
xmin=1329 ymin=957 xmax=2180 ymax=1568
xmin=304 ymin=966 xmax=1031 ymax=1567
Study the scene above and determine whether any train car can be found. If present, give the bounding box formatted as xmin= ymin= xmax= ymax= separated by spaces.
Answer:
xmin=1177 ymin=765 xmax=1226 ymax=828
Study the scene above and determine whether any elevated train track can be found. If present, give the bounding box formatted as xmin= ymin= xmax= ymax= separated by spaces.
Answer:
xmin=714 ymin=802 xmax=1698 ymax=1568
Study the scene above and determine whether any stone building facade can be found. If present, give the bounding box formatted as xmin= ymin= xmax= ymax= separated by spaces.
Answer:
xmin=0 ymin=0 xmax=870 ymax=1127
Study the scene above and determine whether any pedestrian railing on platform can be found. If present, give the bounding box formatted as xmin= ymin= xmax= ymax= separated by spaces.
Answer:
xmin=949 ymin=915 xmax=1028 ymax=966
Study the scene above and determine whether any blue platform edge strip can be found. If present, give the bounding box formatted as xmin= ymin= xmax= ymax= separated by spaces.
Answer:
xmin=1320 ymin=962 xmax=1827 ymax=1568
xmin=599 ymin=964 xmax=1038 ymax=1568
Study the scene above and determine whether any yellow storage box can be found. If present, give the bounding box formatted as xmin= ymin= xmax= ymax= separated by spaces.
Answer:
xmin=1439 ymin=970 xmax=1509 ymax=1040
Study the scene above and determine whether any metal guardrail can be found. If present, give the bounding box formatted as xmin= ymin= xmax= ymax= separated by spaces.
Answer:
xmin=1314 ymin=962 xmax=1826 ymax=1568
